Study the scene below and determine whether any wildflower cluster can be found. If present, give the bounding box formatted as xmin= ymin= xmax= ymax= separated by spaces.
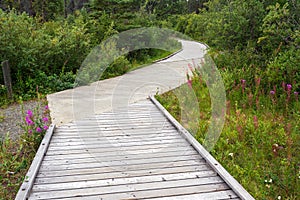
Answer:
xmin=22 ymin=104 xmax=50 ymax=149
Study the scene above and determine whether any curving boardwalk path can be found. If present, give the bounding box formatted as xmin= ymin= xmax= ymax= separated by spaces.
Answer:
xmin=47 ymin=40 xmax=207 ymax=126
xmin=16 ymin=40 xmax=254 ymax=200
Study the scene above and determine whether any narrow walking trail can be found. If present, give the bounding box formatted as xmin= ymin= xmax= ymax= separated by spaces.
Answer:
xmin=47 ymin=40 xmax=207 ymax=125
xmin=16 ymin=40 xmax=255 ymax=200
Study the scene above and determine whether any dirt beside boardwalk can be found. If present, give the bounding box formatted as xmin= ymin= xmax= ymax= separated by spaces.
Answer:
xmin=0 ymin=100 xmax=41 ymax=140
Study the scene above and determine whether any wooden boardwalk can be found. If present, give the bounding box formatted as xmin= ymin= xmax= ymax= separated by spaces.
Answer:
xmin=16 ymin=97 xmax=254 ymax=200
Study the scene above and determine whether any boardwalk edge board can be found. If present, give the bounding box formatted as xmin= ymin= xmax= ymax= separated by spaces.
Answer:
xmin=149 ymin=95 xmax=255 ymax=200
xmin=15 ymin=124 xmax=56 ymax=200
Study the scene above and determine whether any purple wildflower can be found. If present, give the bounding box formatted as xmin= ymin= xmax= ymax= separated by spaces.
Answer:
xmin=287 ymin=84 xmax=292 ymax=91
xmin=44 ymin=105 xmax=49 ymax=110
xmin=241 ymin=79 xmax=246 ymax=84
xmin=26 ymin=110 xmax=33 ymax=117
xmin=25 ymin=116 xmax=34 ymax=126
xmin=42 ymin=117 xmax=49 ymax=122
xmin=28 ymin=129 xmax=32 ymax=135
xmin=43 ymin=125 xmax=49 ymax=130
xmin=294 ymin=91 xmax=299 ymax=96
xmin=36 ymin=127 xmax=42 ymax=133
xmin=270 ymin=90 xmax=275 ymax=95
xmin=256 ymin=77 xmax=261 ymax=87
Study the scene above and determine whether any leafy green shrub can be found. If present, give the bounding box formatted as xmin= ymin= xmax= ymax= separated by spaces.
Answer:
xmin=102 ymin=56 xmax=131 ymax=79
xmin=0 ymin=9 xmax=93 ymax=98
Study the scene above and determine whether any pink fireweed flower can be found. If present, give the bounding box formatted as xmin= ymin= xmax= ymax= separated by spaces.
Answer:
xmin=187 ymin=63 xmax=193 ymax=71
xmin=253 ymin=115 xmax=259 ymax=129
xmin=25 ymin=116 xmax=34 ymax=126
xmin=270 ymin=90 xmax=275 ymax=95
xmin=42 ymin=117 xmax=49 ymax=122
xmin=287 ymin=84 xmax=292 ymax=91
xmin=256 ymin=77 xmax=261 ymax=87
xmin=44 ymin=105 xmax=49 ymax=110
xmin=241 ymin=79 xmax=246 ymax=94
xmin=28 ymin=129 xmax=32 ymax=135
xmin=26 ymin=109 xmax=33 ymax=117
xmin=36 ymin=127 xmax=42 ymax=133
xmin=187 ymin=79 xmax=192 ymax=89
xmin=43 ymin=125 xmax=49 ymax=130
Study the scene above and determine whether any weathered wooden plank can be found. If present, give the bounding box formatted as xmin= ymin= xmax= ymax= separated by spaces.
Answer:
xmin=51 ymin=190 xmax=238 ymax=200
xmin=50 ymin=133 xmax=180 ymax=143
xmin=54 ymin=127 xmax=177 ymax=135
xmin=29 ymin=183 xmax=229 ymax=200
xmin=43 ymin=144 xmax=194 ymax=159
xmin=48 ymin=135 xmax=182 ymax=147
xmin=51 ymin=131 xmax=178 ymax=139
xmin=33 ymin=171 xmax=221 ymax=192
xmin=47 ymin=139 xmax=187 ymax=151
xmin=45 ymin=142 xmax=191 ymax=155
xmin=15 ymin=125 xmax=55 ymax=200
xmin=36 ymin=160 xmax=207 ymax=177
xmin=52 ymin=128 xmax=178 ymax=135
xmin=42 ymin=145 xmax=195 ymax=161
xmin=60 ymin=120 xmax=168 ymax=128
xmin=35 ymin=166 xmax=214 ymax=184
xmin=143 ymin=190 xmax=239 ymax=200
xmin=150 ymin=96 xmax=255 ymax=200
xmin=41 ymin=149 xmax=197 ymax=166
xmin=54 ymin=125 xmax=174 ymax=133
xmin=39 ymin=154 xmax=203 ymax=171
xmin=74 ymin=118 xmax=166 ymax=123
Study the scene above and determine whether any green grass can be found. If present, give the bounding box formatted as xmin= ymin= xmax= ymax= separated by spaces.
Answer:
xmin=156 ymin=67 xmax=300 ymax=200
xmin=128 ymin=49 xmax=181 ymax=72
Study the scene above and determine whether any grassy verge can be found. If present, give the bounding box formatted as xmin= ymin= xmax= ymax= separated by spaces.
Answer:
xmin=128 ymin=49 xmax=181 ymax=72
xmin=156 ymin=65 xmax=299 ymax=200
xmin=0 ymin=97 xmax=50 ymax=200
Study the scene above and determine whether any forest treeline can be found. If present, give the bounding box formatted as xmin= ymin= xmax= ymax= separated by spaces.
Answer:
xmin=0 ymin=0 xmax=299 ymax=103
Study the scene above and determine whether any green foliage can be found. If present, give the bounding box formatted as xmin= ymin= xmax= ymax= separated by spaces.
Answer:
xmin=179 ymin=0 xmax=266 ymax=49
xmin=258 ymin=2 xmax=299 ymax=55
xmin=32 ymin=0 xmax=64 ymax=20
xmin=158 ymin=65 xmax=300 ymax=199
xmin=0 ymin=9 xmax=93 ymax=99
xmin=102 ymin=56 xmax=131 ymax=79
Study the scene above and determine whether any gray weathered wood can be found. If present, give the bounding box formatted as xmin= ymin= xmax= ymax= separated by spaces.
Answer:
xmin=150 ymin=96 xmax=254 ymax=200
xmin=36 ymin=160 xmax=207 ymax=177
xmin=32 ymin=172 xmax=221 ymax=192
xmin=35 ymin=166 xmax=214 ymax=184
xmin=1 ymin=60 xmax=13 ymax=99
xmin=17 ymin=98 xmax=253 ymax=200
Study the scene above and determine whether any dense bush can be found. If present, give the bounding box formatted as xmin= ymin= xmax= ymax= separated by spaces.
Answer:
xmin=0 ymin=9 xmax=94 ymax=99
xmin=174 ymin=0 xmax=299 ymax=94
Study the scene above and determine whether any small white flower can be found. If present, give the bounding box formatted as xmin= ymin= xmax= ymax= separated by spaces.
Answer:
xmin=269 ymin=178 xmax=273 ymax=183
xmin=228 ymin=153 xmax=234 ymax=157
xmin=264 ymin=179 xmax=268 ymax=183
xmin=277 ymin=196 xmax=281 ymax=200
